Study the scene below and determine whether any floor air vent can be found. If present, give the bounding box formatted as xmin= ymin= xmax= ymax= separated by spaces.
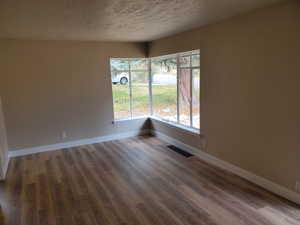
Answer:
xmin=167 ymin=145 xmax=194 ymax=158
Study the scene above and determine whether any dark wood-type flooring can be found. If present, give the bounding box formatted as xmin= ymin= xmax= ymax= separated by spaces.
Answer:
xmin=0 ymin=136 xmax=299 ymax=225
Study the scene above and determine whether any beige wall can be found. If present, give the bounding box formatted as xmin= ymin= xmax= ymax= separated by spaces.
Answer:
xmin=150 ymin=118 xmax=203 ymax=149
xmin=149 ymin=0 xmax=300 ymax=192
xmin=0 ymin=40 xmax=147 ymax=150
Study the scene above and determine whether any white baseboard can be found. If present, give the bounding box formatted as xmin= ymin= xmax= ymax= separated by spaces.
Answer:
xmin=151 ymin=130 xmax=300 ymax=205
xmin=9 ymin=129 xmax=150 ymax=158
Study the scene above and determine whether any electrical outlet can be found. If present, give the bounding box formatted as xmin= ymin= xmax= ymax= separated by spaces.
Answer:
xmin=62 ymin=131 xmax=67 ymax=139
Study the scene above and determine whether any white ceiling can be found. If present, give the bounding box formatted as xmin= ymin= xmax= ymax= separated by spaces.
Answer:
xmin=0 ymin=0 xmax=287 ymax=41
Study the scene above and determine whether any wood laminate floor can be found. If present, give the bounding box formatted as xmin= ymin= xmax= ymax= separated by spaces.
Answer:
xmin=0 ymin=136 xmax=299 ymax=225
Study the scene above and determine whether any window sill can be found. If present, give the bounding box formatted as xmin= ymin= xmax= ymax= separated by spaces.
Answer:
xmin=149 ymin=116 xmax=201 ymax=136
xmin=113 ymin=116 xmax=149 ymax=123
xmin=113 ymin=116 xmax=201 ymax=137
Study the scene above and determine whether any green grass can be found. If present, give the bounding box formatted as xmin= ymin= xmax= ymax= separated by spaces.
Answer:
xmin=112 ymin=84 xmax=130 ymax=113
xmin=152 ymin=85 xmax=177 ymax=105
xmin=112 ymin=84 xmax=177 ymax=115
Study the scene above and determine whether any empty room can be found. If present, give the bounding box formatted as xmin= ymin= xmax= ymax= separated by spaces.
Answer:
xmin=0 ymin=0 xmax=300 ymax=224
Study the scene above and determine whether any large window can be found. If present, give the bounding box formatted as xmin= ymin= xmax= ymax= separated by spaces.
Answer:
xmin=151 ymin=56 xmax=177 ymax=122
xmin=110 ymin=50 xmax=200 ymax=129
xmin=111 ymin=59 xmax=149 ymax=119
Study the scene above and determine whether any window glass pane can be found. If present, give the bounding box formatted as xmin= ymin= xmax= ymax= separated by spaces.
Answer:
xmin=180 ymin=56 xmax=190 ymax=67
xmin=110 ymin=59 xmax=129 ymax=71
xmin=111 ymin=71 xmax=130 ymax=119
xmin=131 ymin=59 xmax=148 ymax=70
xmin=192 ymin=69 xmax=200 ymax=128
xmin=151 ymin=58 xmax=177 ymax=73
xmin=131 ymin=71 xmax=149 ymax=117
xmin=179 ymin=69 xmax=191 ymax=126
xmin=192 ymin=54 xmax=200 ymax=67
xmin=152 ymin=57 xmax=177 ymax=122
xmin=110 ymin=52 xmax=199 ymax=126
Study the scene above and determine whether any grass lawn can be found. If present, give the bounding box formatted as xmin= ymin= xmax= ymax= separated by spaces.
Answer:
xmin=112 ymin=84 xmax=177 ymax=117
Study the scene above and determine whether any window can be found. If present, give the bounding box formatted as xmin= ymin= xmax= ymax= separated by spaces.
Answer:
xmin=131 ymin=59 xmax=149 ymax=117
xmin=151 ymin=56 xmax=177 ymax=122
xmin=111 ymin=59 xmax=149 ymax=119
xmin=178 ymin=51 xmax=200 ymax=128
xmin=110 ymin=50 xmax=200 ymax=130
xmin=111 ymin=59 xmax=130 ymax=119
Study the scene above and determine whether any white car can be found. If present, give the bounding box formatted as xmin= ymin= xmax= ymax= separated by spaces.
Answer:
xmin=112 ymin=72 xmax=129 ymax=85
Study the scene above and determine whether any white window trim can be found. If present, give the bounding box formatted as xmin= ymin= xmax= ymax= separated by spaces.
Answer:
xmin=149 ymin=116 xmax=200 ymax=135
xmin=111 ymin=50 xmax=200 ymax=130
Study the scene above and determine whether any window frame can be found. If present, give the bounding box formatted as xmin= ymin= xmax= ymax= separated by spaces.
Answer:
xmin=177 ymin=51 xmax=200 ymax=128
xmin=110 ymin=50 xmax=200 ymax=131
xmin=110 ymin=58 xmax=150 ymax=120
xmin=151 ymin=54 xmax=178 ymax=123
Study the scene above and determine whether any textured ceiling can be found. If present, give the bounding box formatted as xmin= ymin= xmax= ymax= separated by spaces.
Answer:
xmin=0 ymin=0 xmax=287 ymax=41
